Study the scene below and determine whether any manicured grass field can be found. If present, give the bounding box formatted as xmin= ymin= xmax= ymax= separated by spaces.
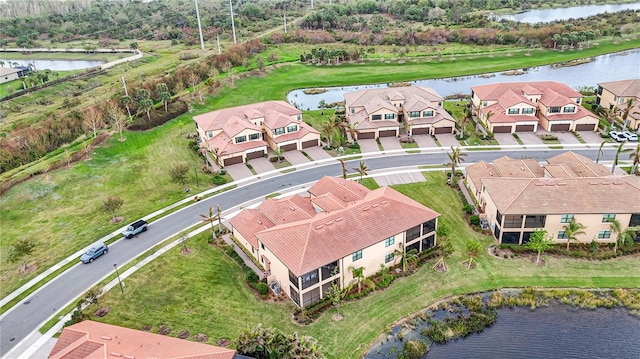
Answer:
xmin=93 ymin=172 xmax=640 ymax=358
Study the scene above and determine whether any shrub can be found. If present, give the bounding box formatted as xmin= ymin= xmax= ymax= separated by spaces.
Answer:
xmin=463 ymin=204 xmax=475 ymax=214
xmin=589 ymin=240 xmax=600 ymax=254
xmin=129 ymin=100 xmax=189 ymax=131
xmin=349 ymin=142 xmax=360 ymax=149
xmin=245 ymin=271 xmax=259 ymax=283
xmin=469 ymin=215 xmax=481 ymax=226
xmin=213 ymin=175 xmax=226 ymax=185
xmin=256 ymin=282 xmax=269 ymax=296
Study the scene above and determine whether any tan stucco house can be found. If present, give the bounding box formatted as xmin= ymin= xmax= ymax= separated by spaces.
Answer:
xmin=229 ymin=176 xmax=440 ymax=308
xmin=597 ymin=79 xmax=640 ymax=131
xmin=344 ymin=86 xmax=455 ymax=140
xmin=0 ymin=67 xmax=21 ymax=84
xmin=465 ymin=151 xmax=640 ymax=245
xmin=471 ymin=81 xmax=599 ymax=133
xmin=193 ymin=100 xmax=320 ymax=166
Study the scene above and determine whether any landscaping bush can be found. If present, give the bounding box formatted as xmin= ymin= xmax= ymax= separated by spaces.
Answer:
xmin=129 ymin=100 xmax=188 ymax=131
xmin=469 ymin=215 xmax=481 ymax=226
xmin=349 ymin=142 xmax=360 ymax=149
xmin=213 ymin=175 xmax=226 ymax=185
xmin=256 ymin=282 xmax=269 ymax=296
xmin=245 ymin=271 xmax=259 ymax=283
xmin=541 ymin=134 xmax=558 ymax=141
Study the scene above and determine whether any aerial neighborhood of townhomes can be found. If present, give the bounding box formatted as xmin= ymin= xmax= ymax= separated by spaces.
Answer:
xmin=1 ymin=1 xmax=639 ymax=359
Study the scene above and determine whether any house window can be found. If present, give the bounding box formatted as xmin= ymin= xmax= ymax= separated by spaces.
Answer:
xmin=423 ymin=110 xmax=434 ymax=117
xmin=289 ymin=270 xmax=299 ymax=289
xmin=321 ymin=261 xmax=339 ymax=280
xmin=409 ymin=111 xmax=420 ymax=118
xmin=598 ymin=230 xmax=612 ymax=239
xmin=385 ymin=113 xmax=395 ymax=120
xmin=371 ymin=114 xmax=382 ymax=121
xmin=437 ymin=101 xmax=442 ymax=108
xmin=496 ymin=210 xmax=503 ymax=226
xmin=261 ymin=243 xmax=265 ymax=250
xmin=524 ymin=215 xmax=546 ymax=228
xmin=249 ymin=133 xmax=260 ymax=140
xmin=351 ymin=108 xmax=355 ymax=114
xmin=422 ymin=235 xmax=435 ymax=250
xmin=508 ymin=108 xmax=519 ymax=115
xmin=482 ymin=101 xmax=488 ymax=107
xmin=422 ymin=219 xmax=436 ymax=234
xmin=602 ymin=214 xmax=616 ymax=223
xmin=522 ymin=108 xmax=534 ymax=114
xmin=503 ymin=215 xmax=523 ymax=228
xmin=619 ymin=97 xmax=625 ymax=104
xmin=558 ymin=231 xmax=568 ymax=239
xmin=206 ymin=131 xmax=213 ymax=138
xmin=235 ymin=135 xmax=246 ymax=143
xmin=630 ymin=213 xmax=640 ymax=227
xmin=302 ymin=287 xmax=321 ymax=307
xmin=385 ymin=253 xmax=394 ymax=263
xmin=406 ymin=225 xmax=421 ymax=241
xmin=301 ymin=269 xmax=319 ymax=290
xmin=287 ymin=125 xmax=297 ymax=133
xmin=560 ymin=214 xmax=574 ymax=223
xmin=576 ymin=97 xmax=582 ymax=104
xmin=549 ymin=107 xmax=561 ymax=114
xmin=352 ymin=250 xmax=362 ymax=261
xmin=297 ymin=114 xmax=302 ymax=121
xmin=384 ymin=236 xmax=395 ymax=247
xmin=274 ymin=127 xmax=285 ymax=135
xmin=563 ymin=106 xmax=575 ymax=113
xmin=502 ymin=232 xmax=520 ymax=244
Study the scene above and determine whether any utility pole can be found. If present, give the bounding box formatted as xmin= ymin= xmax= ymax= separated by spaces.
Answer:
xmin=113 ymin=264 xmax=124 ymax=294
xmin=229 ymin=0 xmax=237 ymax=45
xmin=284 ymin=11 xmax=287 ymax=33
xmin=195 ymin=0 xmax=205 ymax=50
xmin=217 ymin=35 xmax=221 ymax=54
xmin=121 ymin=75 xmax=128 ymax=96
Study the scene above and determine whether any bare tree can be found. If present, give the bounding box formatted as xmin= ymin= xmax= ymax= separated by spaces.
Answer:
xmin=105 ymin=101 xmax=127 ymax=141
xmin=83 ymin=106 xmax=105 ymax=138
xmin=102 ymin=196 xmax=124 ymax=221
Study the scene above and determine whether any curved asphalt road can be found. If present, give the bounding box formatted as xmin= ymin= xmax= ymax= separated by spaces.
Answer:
xmin=0 ymin=148 xmax=619 ymax=356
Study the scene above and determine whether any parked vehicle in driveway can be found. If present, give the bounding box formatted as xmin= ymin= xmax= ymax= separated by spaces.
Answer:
xmin=122 ymin=219 xmax=148 ymax=239
xmin=80 ymin=243 xmax=108 ymax=263
xmin=609 ymin=131 xmax=627 ymax=142
xmin=622 ymin=131 xmax=638 ymax=141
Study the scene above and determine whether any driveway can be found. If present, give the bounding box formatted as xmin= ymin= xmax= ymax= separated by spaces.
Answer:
xmin=494 ymin=133 xmax=519 ymax=146
xmin=578 ymin=131 xmax=604 ymax=144
xmin=379 ymin=137 xmax=402 ymax=151
xmin=358 ymin=139 xmax=380 ymax=153
xmin=303 ymin=147 xmax=332 ymax=161
xmin=435 ymin=134 xmax=461 ymax=148
xmin=413 ymin=135 xmax=437 ymax=148
xmin=283 ymin=150 xmax=309 ymax=165
xmin=225 ymin=163 xmax=253 ymax=180
xmin=249 ymin=157 xmax=276 ymax=173
xmin=548 ymin=131 xmax=580 ymax=144
xmin=374 ymin=172 xmax=425 ymax=186
xmin=517 ymin=132 xmax=543 ymax=145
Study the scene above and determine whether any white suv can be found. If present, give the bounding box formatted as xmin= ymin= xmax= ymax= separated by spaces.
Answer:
xmin=609 ymin=131 xmax=627 ymax=142
xmin=622 ymin=131 xmax=638 ymax=142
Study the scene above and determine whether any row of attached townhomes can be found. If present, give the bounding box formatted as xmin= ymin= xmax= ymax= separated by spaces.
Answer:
xmin=229 ymin=176 xmax=440 ymax=308
xmin=344 ymin=86 xmax=456 ymax=140
xmin=597 ymin=78 xmax=640 ymax=131
xmin=471 ymin=81 xmax=599 ymax=133
xmin=193 ymin=100 xmax=320 ymax=166
xmin=48 ymin=321 xmax=238 ymax=359
xmin=465 ymin=151 xmax=640 ymax=246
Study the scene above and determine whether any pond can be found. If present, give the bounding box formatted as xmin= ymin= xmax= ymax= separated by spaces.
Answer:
xmin=494 ymin=3 xmax=640 ymax=24
xmin=365 ymin=304 xmax=640 ymax=358
xmin=286 ymin=49 xmax=640 ymax=110
xmin=0 ymin=59 xmax=104 ymax=71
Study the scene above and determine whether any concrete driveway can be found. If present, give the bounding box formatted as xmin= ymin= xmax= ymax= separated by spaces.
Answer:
xmin=304 ymin=147 xmax=332 ymax=161
xmin=374 ymin=172 xmax=425 ymax=186
xmin=517 ymin=132 xmax=543 ymax=145
xmin=578 ymin=131 xmax=604 ymax=144
xmin=435 ymin=134 xmax=461 ymax=148
xmin=358 ymin=139 xmax=380 ymax=153
xmin=224 ymin=163 xmax=253 ymax=180
xmin=413 ymin=135 xmax=437 ymax=148
xmin=379 ymin=137 xmax=402 ymax=151
xmin=494 ymin=133 xmax=519 ymax=146
xmin=551 ymin=131 xmax=580 ymax=144
xmin=250 ymin=157 xmax=276 ymax=173
xmin=283 ymin=150 xmax=309 ymax=165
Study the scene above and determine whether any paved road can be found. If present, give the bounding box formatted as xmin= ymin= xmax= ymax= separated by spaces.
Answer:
xmin=0 ymin=148 xmax=619 ymax=357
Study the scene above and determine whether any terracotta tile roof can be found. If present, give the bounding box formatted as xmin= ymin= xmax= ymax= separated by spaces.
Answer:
xmin=344 ymin=86 xmax=443 ymax=108
xmin=255 ymin=185 xmax=440 ymax=275
xmin=0 ymin=67 xmax=20 ymax=76
xmin=49 ymin=321 xmax=236 ymax=359
xmin=539 ymin=89 xmax=573 ymax=107
xmin=496 ymin=89 xmax=534 ymax=108
xmin=408 ymin=113 xmax=455 ymax=126
xmin=308 ymin=176 xmax=369 ymax=202
xmin=194 ymin=100 xmax=301 ymax=132
xmin=481 ymin=176 xmax=640 ymax=215
xmin=465 ymin=161 xmax=498 ymax=192
xmin=472 ymin=81 xmax=581 ymax=102
xmin=223 ymin=116 xmax=261 ymax=137
xmin=480 ymin=104 xmax=538 ymax=124
xmin=543 ymin=164 xmax=577 ymax=178
xmin=598 ymin=79 xmax=640 ymax=98
xmin=257 ymin=194 xmax=316 ymax=224
xmin=310 ymin=193 xmax=347 ymax=212
xmin=363 ymin=96 xmax=397 ymax=115
xmin=546 ymin=152 xmax=611 ymax=177
xmin=270 ymin=122 xmax=320 ymax=144
xmin=207 ymin=132 xmax=267 ymax=157
xmin=493 ymin=157 xmax=544 ymax=177
xmin=229 ymin=208 xmax=274 ymax=248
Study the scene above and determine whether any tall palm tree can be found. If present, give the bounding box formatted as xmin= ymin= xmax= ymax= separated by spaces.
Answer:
xmin=629 ymin=143 xmax=640 ymax=175
xmin=459 ymin=105 xmax=471 ymax=138
xmin=595 ymin=141 xmax=606 ymax=165
xmin=200 ymin=207 xmax=218 ymax=242
xmin=353 ymin=161 xmax=368 ymax=183
xmin=339 ymin=159 xmax=347 ymax=179
xmin=394 ymin=242 xmax=418 ymax=273
xmin=609 ymin=219 xmax=623 ymax=255
xmin=611 ymin=141 xmax=631 ymax=173
xmin=348 ymin=266 xmax=374 ymax=294
xmin=156 ymin=83 xmax=171 ymax=112
xmin=447 ymin=146 xmax=466 ymax=185
xmin=563 ymin=218 xmax=587 ymax=251
xmin=621 ymin=98 xmax=634 ymax=130
xmin=321 ymin=121 xmax=335 ymax=147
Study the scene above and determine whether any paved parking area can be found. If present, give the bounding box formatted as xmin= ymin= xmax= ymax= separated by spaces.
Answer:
xmin=225 ymin=163 xmax=253 ymax=180
xmin=379 ymin=137 xmax=402 ymax=151
xmin=249 ymin=157 xmax=276 ymax=173
xmin=549 ymin=131 xmax=580 ymax=144
xmin=373 ymin=172 xmax=425 ymax=186
xmin=516 ymin=132 xmax=543 ymax=145
xmin=413 ymin=135 xmax=437 ymax=148
xmin=283 ymin=150 xmax=309 ymax=165
xmin=358 ymin=139 xmax=380 ymax=153
xmin=494 ymin=133 xmax=519 ymax=146
xmin=304 ymin=147 xmax=332 ymax=160
xmin=435 ymin=134 xmax=461 ymax=147
xmin=578 ymin=131 xmax=603 ymax=143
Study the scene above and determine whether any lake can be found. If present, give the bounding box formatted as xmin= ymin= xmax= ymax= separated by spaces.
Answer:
xmin=287 ymin=49 xmax=640 ymax=110
xmin=495 ymin=3 xmax=640 ymax=24
xmin=365 ymin=305 xmax=640 ymax=358
xmin=0 ymin=59 xmax=104 ymax=71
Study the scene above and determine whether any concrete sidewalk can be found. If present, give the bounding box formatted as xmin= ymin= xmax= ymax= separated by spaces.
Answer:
xmin=220 ymin=234 xmax=266 ymax=279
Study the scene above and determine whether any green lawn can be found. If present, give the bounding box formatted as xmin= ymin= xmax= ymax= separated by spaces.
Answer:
xmin=92 ymin=172 xmax=640 ymax=358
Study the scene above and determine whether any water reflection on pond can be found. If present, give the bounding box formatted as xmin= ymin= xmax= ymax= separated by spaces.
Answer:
xmin=0 ymin=59 xmax=104 ymax=71
xmin=495 ymin=3 xmax=640 ymax=24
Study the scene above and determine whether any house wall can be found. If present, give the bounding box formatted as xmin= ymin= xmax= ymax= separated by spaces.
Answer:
xmin=597 ymin=88 xmax=617 ymax=109
xmin=0 ymin=71 xmax=19 ymax=84
xmin=232 ymin=128 xmax=263 ymax=144
xmin=231 ymin=229 xmax=259 ymax=260
xmin=572 ymin=115 xmax=599 ymax=131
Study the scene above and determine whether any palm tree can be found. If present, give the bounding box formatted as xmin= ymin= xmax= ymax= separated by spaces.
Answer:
xmin=119 ymin=95 xmax=133 ymax=122
xmin=432 ymin=238 xmax=453 ymax=272
xmin=563 ymin=218 xmax=587 ymax=251
xmin=609 ymin=219 xmax=623 ymax=255
xmin=200 ymin=207 xmax=218 ymax=242
xmin=344 ymin=121 xmax=357 ymax=142
xmin=611 ymin=141 xmax=631 ymax=173
xmin=353 ymin=161 xmax=368 ymax=183
xmin=339 ymin=159 xmax=347 ymax=179
xmin=595 ymin=141 xmax=606 ymax=164
xmin=348 ymin=266 xmax=374 ymax=294
xmin=447 ymin=146 xmax=466 ymax=185
xmin=211 ymin=147 xmax=223 ymax=168
xmin=459 ymin=105 xmax=471 ymax=138
xmin=135 ymin=89 xmax=153 ymax=121
xmin=394 ymin=242 xmax=418 ymax=273
xmin=629 ymin=143 xmax=640 ymax=175
xmin=156 ymin=83 xmax=171 ymax=112
xmin=321 ymin=121 xmax=335 ymax=147
xmin=621 ymin=98 xmax=634 ymax=130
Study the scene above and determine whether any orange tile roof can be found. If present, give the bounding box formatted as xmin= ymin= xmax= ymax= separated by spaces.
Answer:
xmin=269 ymin=122 xmax=320 ymax=144
xmin=308 ymin=176 xmax=369 ymax=202
xmin=256 ymin=185 xmax=440 ymax=275
xmin=257 ymin=194 xmax=316 ymax=224
xmin=546 ymin=152 xmax=611 ymax=177
xmin=193 ymin=100 xmax=301 ymax=132
xmin=310 ymin=193 xmax=348 ymax=212
xmin=598 ymin=79 xmax=640 ymax=98
xmin=228 ymin=208 xmax=274 ymax=248
xmin=49 ymin=321 xmax=236 ymax=359
xmin=493 ymin=157 xmax=544 ymax=178
xmin=472 ymin=81 xmax=581 ymax=101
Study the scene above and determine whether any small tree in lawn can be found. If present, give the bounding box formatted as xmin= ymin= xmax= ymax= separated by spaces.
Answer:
xmin=353 ymin=161 xmax=369 ymax=183
xmin=348 ymin=266 xmax=374 ymax=294
xmin=9 ymin=238 xmax=38 ymax=272
xmin=324 ymin=275 xmax=348 ymax=319
xmin=394 ymin=242 xmax=419 ymax=273
xmin=179 ymin=230 xmax=191 ymax=253
xmin=432 ymin=238 xmax=453 ymax=272
xmin=563 ymin=218 xmax=587 ymax=251
xmin=215 ymin=204 xmax=224 ymax=234
xmin=461 ymin=238 xmax=482 ymax=270
xmin=201 ymin=207 xmax=217 ymax=242
xmin=527 ymin=229 xmax=552 ymax=264
xmin=447 ymin=146 xmax=466 ymax=185
xmin=169 ymin=164 xmax=189 ymax=185
xmin=102 ymin=196 xmax=124 ymax=222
